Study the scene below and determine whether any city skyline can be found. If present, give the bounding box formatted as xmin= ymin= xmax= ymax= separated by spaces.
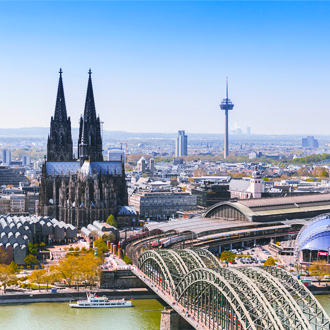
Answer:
xmin=1 ymin=2 xmax=330 ymax=134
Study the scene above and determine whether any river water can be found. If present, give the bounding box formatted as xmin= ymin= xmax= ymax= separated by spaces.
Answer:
xmin=0 ymin=296 xmax=329 ymax=330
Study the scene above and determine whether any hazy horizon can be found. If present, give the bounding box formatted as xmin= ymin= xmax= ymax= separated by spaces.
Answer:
xmin=1 ymin=2 xmax=329 ymax=134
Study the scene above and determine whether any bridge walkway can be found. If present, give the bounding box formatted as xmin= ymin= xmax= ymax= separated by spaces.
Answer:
xmin=131 ymin=267 xmax=207 ymax=330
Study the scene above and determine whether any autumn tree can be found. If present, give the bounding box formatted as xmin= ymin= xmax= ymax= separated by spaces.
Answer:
xmin=57 ymin=255 xmax=79 ymax=288
xmin=29 ymin=269 xmax=47 ymax=291
xmin=264 ymin=257 xmax=276 ymax=266
xmin=0 ymin=264 xmax=16 ymax=294
xmin=309 ymin=260 xmax=330 ymax=285
xmin=193 ymin=169 xmax=206 ymax=177
xmin=79 ymin=253 xmax=102 ymax=290
xmin=312 ymin=167 xmax=329 ymax=178
xmin=24 ymin=254 xmax=38 ymax=269
xmin=0 ymin=249 xmax=7 ymax=264
xmin=297 ymin=167 xmax=311 ymax=177
xmin=220 ymin=251 xmax=236 ymax=264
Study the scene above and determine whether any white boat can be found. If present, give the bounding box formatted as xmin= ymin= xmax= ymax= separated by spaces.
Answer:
xmin=69 ymin=293 xmax=133 ymax=308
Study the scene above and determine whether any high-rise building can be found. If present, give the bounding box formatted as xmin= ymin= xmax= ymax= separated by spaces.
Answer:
xmin=220 ymin=77 xmax=234 ymax=159
xmin=247 ymin=127 xmax=251 ymax=135
xmin=302 ymin=136 xmax=319 ymax=149
xmin=5 ymin=150 xmax=11 ymax=165
xmin=2 ymin=149 xmax=12 ymax=165
xmin=175 ymin=130 xmax=188 ymax=157
xmin=2 ymin=149 xmax=7 ymax=164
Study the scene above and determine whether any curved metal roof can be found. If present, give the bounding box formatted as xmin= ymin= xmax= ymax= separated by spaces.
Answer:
xmin=297 ymin=213 xmax=330 ymax=244
xmin=301 ymin=231 xmax=330 ymax=251
xmin=138 ymin=249 xmax=330 ymax=329
xmin=294 ymin=213 xmax=330 ymax=261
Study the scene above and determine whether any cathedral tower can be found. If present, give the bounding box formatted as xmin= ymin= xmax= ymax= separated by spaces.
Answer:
xmin=78 ymin=69 xmax=103 ymax=162
xmin=47 ymin=69 xmax=73 ymax=161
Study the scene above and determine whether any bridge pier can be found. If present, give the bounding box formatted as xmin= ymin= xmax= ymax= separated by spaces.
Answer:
xmin=160 ymin=308 xmax=194 ymax=330
xmin=241 ymin=241 xmax=244 ymax=248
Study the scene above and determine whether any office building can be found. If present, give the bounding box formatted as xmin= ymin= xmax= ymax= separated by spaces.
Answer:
xmin=2 ymin=149 xmax=11 ymax=165
xmin=175 ymin=130 xmax=188 ymax=157
xmin=302 ymin=136 xmax=319 ymax=149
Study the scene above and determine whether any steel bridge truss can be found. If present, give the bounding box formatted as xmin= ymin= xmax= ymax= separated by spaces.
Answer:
xmin=137 ymin=249 xmax=330 ymax=330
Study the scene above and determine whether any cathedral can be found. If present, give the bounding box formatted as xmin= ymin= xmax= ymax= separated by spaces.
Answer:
xmin=39 ymin=69 xmax=128 ymax=228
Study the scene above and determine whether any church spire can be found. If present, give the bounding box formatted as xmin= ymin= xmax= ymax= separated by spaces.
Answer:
xmin=47 ymin=68 xmax=73 ymax=162
xmin=78 ymin=69 xmax=103 ymax=163
xmin=54 ymin=68 xmax=67 ymax=122
xmin=83 ymin=69 xmax=97 ymax=123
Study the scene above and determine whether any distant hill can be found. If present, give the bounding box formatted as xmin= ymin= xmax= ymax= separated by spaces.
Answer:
xmin=0 ymin=127 xmax=329 ymax=143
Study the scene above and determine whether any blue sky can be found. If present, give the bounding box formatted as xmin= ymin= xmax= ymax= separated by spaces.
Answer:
xmin=0 ymin=1 xmax=329 ymax=135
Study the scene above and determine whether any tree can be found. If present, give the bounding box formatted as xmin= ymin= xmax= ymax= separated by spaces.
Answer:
xmin=220 ymin=251 xmax=236 ymax=264
xmin=79 ymin=253 xmax=102 ymax=290
xmin=94 ymin=238 xmax=108 ymax=254
xmin=193 ymin=169 xmax=206 ymax=177
xmin=107 ymin=214 xmax=117 ymax=228
xmin=102 ymin=232 xmax=115 ymax=243
xmin=264 ymin=257 xmax=276 ymax=266
xmin=24 ymin=254 xmax=38 ymax=269
xmin=7 ymin=261 xmax=19 ymax=274
xmin=57 ymin=255 xmax=79 ymax=288
xmin=0 ymin=264 xmax=16 ymax=294
xmin=28 ymin=243 xmax=39 ymax=256
xmin=0 ymin=249 xmax=7 ymax=264
xmin=29 ymin=269 xmax=46 ymax=291
xmin=309 ymin=260 xmax=330 ymax=285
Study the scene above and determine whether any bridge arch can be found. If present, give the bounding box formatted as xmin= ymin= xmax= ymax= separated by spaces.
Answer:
xmin=137 ymin=250 xmax=177 ymax=295
xmin=137 ymin=249 xmax=330 ymax=329
xmin=176 ymin=268 xmax=258 ymax=330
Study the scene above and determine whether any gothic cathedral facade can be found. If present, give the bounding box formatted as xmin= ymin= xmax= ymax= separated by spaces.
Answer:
xmin=39 ymin=69 xmax=128 ymax=228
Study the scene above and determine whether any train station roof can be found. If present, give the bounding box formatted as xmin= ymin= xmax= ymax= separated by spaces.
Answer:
xmin=144 ymin=218 xmax=266 ymax=236
xmin=204 ymin=194 xmax=330 ymax=222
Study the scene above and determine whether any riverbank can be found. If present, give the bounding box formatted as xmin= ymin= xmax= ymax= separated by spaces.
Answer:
xmin=0 ymin=288 xmax=158 ymax=305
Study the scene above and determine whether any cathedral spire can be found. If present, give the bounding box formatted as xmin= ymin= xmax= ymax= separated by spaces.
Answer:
xmin=78 ymin=69 xmax=103 ymax=163
xmin=84 ymin=68 xmax=97 ymax=123
xmin=47 ymin=69 xmax=73 ymax=162
xmin=54 ymin=68 xmax=67 ymax=122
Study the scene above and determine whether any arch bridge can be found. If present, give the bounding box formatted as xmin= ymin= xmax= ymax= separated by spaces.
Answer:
xmin=136 ymin=249 xmax=330 ymax=330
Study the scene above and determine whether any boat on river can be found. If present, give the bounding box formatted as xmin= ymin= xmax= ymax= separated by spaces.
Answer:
xmin=69 ymin=293 xmax=133 ymax=308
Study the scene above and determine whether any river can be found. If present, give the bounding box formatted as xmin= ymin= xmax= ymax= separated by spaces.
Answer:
xmin=0 ymin=296 xmax=329 ymax=330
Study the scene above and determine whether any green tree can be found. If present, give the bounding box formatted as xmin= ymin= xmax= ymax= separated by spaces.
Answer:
xmin=28 ymin=243 xmax=39 ymax=256
xmin=24 ymin=254 xmax=38 ymax=268
xmin=94 ymin=238 xmax=108 ymax=254
xmin=264 ymin=257 xmax=276 ymax=266
xmin=107 ymin=214 xmax=117 ymax=228
xmin=102 ymin=232 xmax=115 ymax=243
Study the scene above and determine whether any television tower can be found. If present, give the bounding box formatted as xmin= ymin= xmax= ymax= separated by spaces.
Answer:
xmin=220 ymin=77 xmax=234 ymax=159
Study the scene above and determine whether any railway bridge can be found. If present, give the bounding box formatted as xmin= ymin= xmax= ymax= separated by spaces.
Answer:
xmin=132 ymin=249 xmax=330 ymax=330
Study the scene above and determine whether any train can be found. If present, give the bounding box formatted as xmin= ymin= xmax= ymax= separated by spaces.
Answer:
xmin=118 ymin=229 xmax=161 ymax=249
